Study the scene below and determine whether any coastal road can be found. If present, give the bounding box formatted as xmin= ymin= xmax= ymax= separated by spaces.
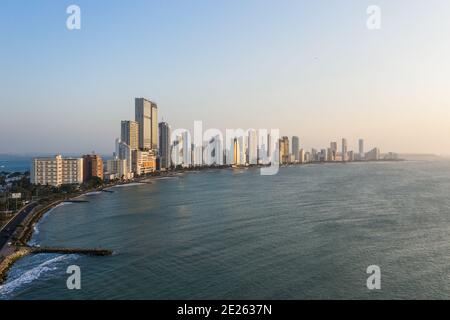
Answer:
xmin=0 ymin=202 xmax=38 ymax=250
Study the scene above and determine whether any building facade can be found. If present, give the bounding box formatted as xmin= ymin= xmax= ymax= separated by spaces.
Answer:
xmin=342 ymin=138 xmax=348 ymax=162
xmin=279 ymin=136 xmax=290 ymax=164
xmin=132 ymin=150 xmax=157 ymax=175
xmin=366 ymin=148 xmax=380 ymax=161
xmin=248 ymin=130 xmax=258 ymax=165
xmin=135 ymin=98 xmax=158 ymax=151
xmin=106 ymin=158 xmax=131 ymax=180
xmin=158 ymin=122 xmax=171 ymax=169
xmin=82 ymin=154 xmax=104 ymax=182
xmin=292 ymin=136 xmax=300 ymax=162
xmin=31 ymin=155 xmax=83 ymax=186
xmin=359 ymin=139 xmax=364 ymax=159
xmin=121 ymin=120 xmax=139 ymax=150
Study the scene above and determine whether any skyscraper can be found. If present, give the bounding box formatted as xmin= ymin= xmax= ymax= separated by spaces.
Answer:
xmin=299 ymin=149 xmax=305 ymax=164
xmin=115 ymin=138 xmax=133 ymax=174
xmin=279 ymin=136 xmax=290 ymax=164
xmin=359 ymin=139 xmax=364 ymax=159
xmin=121 ymin=120 xmax=139 ymax=150
xmin=233 ymin=138 xmax=241 ymax=166
xmin=292 ymin=136 xmax=300 ymax=161
xmin=342 ymin=138 xmax=348 ymax=162
xmin=135 ymin=98 xmax=158 ymax=151
xmin=330 ymin=142 xmax=338 ymax=161
xmin=205 ymin=135 xmax=222 ymax=166
xmin=267 ymin=133 xmax=272 ymax=158
xmin=248 ymin=129 xmax=258 ymax=165
xmin=172 ymin=134 xmax=183 ymax=166
xmin=182 ymin=131 xmax=191 ymax=167
xmin=159 ymin=122 xmax=171 ymax=169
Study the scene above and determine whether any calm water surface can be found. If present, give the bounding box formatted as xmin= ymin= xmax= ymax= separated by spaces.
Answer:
xmin=2 ymin=161 xmax=450 ymax=299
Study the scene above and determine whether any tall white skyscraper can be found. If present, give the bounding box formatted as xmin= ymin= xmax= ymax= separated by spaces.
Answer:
xmin=204 ymin=135 xmax=222 ymax=166
xmin=248 ymin=129 xmax=258 ymax=165
xmin=359 ymin=139 xmax=364 ymax=159
xmin=342 ymin=138 xmax=348 ymax=162
xmin=193 ymin=144 xmax=203 ymax=166
xmin=182 ymin=131 xmax=191 ymax=167
xmin=115 ymin=138 xmax=133 ymax=174
xmin=172 ymin=134 xmax=183 ymax=166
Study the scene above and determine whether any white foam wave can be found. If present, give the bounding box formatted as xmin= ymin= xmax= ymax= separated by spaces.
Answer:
xmin=110 ymin=183 xmax=145 ymax=188
xmin=0 ymin=255 xmax=77 ymax=298
xmin=84 ymin=191 xmax=103 ymax=196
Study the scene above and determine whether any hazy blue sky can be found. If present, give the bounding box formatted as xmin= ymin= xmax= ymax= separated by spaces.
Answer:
xmin=1 ymin=0 xmax=450 ymax=155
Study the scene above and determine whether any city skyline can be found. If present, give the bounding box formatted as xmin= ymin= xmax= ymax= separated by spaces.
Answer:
xmin=2 ymin=1 xmax=450 ymax=155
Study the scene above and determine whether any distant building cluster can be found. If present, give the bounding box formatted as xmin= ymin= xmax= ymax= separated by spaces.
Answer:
xmin=30 ymin=97 xmax=399 ymax=187
xmin=278 ymin=137 xmax=389 ymax=165
xmin=278 ymin=137 xmax=397 ymax=165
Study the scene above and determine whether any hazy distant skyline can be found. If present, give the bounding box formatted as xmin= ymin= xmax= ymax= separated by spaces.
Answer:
xmin=1 ymin=0 xmax=450 ymax=155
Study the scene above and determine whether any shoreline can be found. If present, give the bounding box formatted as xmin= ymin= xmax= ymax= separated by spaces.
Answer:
xmin=0 ymin=159 xmax=404 ymax=286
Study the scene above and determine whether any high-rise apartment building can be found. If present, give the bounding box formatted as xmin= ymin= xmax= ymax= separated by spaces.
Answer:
xmin=248 ymin=130 xmax=258 ymax=165
xmin=359 ymin=139 xmax=364 ymax=159
xmin=342 ymin=138 xmax=348 ymax=162
xmin=82 ymin=154 xmax=104 ymax=182
xmin=299 ymin=149 xmax=305 ymax=164
xmin=121 ymin=120 xmax=139 ymax=150
xmin=158 ymin=122 xmax=171 ymax=169
xmin=292 ymin=136 xmax=300 ymax=161
xmin=116 ymin=138 xmax=133 ymax=174
xmin=204 ymin=135 xmax=222 ymax=166
xmin=31 ymin=155 xmax=83 ymax=186
xmin=182 ymin=131 xmax=191 ymax=167
xmin=233 ymin=138 xmax=241 ymax=166
xmin=135 ymin=98 xmax=158 ymax=151
xmin=279 ymin=136 xmax=290 ymax=164
xmin=330 ymin=142 xmax=338 ymax=161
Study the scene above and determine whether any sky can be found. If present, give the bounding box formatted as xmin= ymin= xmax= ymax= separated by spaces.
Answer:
xmin=1 ymin=0 xmax=450 ymax=155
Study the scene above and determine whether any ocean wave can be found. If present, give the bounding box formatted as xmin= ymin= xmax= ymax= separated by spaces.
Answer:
xmin=0 ymin=255 xmax=77 ymax=298
xmin=110 ymin=183 xmax=145 ymax=188
xmin=155 ymin=177 xmax=178 ymax=180
xmin=84 ymin=191 xmax=103 ymax=196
